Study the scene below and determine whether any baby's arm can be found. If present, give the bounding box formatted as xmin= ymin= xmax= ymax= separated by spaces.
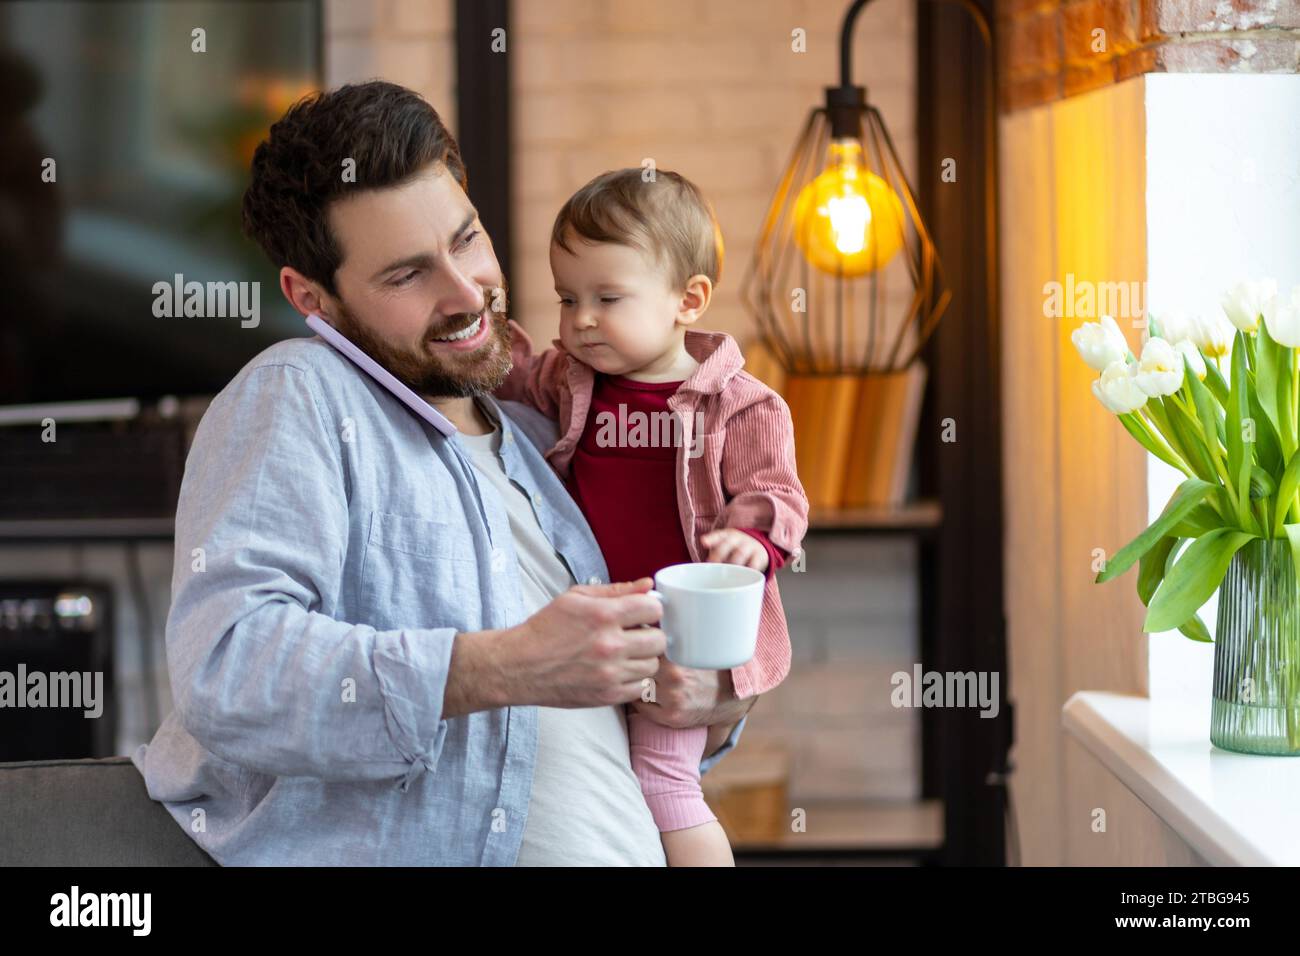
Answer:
xmin=705 ymin=387 xmax=810 ymax=565
xmin=496 ymin=319 xmax=568 ymax=420
xmin=699 ymin=387 xmax=808 ymax=700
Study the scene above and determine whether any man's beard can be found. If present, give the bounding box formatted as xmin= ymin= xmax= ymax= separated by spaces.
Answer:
xmin=330 ymin=285 xmax=513 ymax=400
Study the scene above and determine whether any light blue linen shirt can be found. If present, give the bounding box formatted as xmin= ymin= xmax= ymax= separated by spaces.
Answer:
xmin=131 ymin=335 xmax=745 ymax=866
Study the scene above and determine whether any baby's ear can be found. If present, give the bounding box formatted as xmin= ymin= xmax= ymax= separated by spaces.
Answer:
xmin=676 ymin=273 xmax=713 ymax=325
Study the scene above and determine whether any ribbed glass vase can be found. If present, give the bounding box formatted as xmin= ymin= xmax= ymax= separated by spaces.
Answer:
xmin=1212 ymin=537 xmax=1300 ymax=755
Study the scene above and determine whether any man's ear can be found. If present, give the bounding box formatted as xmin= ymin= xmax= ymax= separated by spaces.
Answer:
xmin=675 ymin=274 xmax=714 ymax=327
xmin=280 ymin=265 xmax=335 ymax=321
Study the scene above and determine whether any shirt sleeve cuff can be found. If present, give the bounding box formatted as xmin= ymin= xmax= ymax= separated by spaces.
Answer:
xmin=698 ymin=713 xmax=747 ymax=776
xmin=738 ymin=527 xmax=787 ymax=581
xmin=373 ymin=627 xmax=457 ymax=792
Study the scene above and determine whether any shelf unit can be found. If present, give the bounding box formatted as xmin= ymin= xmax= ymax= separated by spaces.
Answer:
xmin=725 ymin=499 xmax=947 ymax=863
xmin=730 ymin=798 xmax=945 ymax=859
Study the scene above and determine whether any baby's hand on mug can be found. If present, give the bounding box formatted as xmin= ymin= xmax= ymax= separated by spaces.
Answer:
xmin=699 ymin=528 xmax=768 ymax=573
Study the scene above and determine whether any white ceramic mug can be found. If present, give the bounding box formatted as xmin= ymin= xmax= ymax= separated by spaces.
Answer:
xmin=648 ymin=562 xmax=764 ymax=669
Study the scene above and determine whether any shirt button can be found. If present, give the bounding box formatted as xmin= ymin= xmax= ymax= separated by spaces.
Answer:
xmin=503 ymin=430 xmax=515 ymax=444
xmin=587 ymin=575 xmax=602 ymax=585
xmin=532 ymin=491 xmax=543 ymax=507
xmin=491 ymin=548 xmax=507 ymax=573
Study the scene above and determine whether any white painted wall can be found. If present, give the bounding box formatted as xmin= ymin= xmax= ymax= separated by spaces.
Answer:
xmin=1145 ymin=74 xmax=1300 ymax=705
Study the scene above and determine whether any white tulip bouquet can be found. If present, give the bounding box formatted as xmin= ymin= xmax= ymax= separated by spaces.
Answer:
xmin=1074 ymin=279 xmax=1300 ymax=641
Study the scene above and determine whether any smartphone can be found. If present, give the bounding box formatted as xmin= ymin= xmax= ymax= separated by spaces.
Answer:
xmin=305 ymin=313 xmax=457 ymax=436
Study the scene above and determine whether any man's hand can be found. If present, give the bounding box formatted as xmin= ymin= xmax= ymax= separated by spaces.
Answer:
xmin=626 ymin=660 xmax=756 ymax=757
xmin=443 ymin=577 xmax=755 ymax=756
xmin=699 ymin=528 xmax=768 ymax=573
xmin=495 ymin=578 xmax=668 ymax=709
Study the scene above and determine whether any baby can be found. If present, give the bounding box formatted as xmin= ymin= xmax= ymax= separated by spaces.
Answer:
xmin=499 ymin=167 xmax=809 ymax=866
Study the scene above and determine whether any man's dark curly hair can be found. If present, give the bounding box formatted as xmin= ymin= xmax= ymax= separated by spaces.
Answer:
xmin=241 ymin=80 xmax=467 ymax=297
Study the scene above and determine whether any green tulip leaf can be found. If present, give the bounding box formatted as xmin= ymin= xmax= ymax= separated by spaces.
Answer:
xmin=1226 ymin=334 xmax=1253 ymax=528
xmin=1258 ymin=325 xmax=1279 ymax=434
xmin=1178 ymin=613 xmax=1213 ymax=643
xmin=1246 ymin=386 xmax=1284 ymax=476
xmin=1280 ymin=341 xmax=1296 ymax=462
xmin=1203 ymin=355 xmax=1230 ymax=407
xmin=1117 ymin=413 xmax=1185 ymax=473
xmin=1138 ymin=535 xmax=1179 ymax=606
xmin=1161 ymin=397 xmax=1218 ymax=482
xmin=1273 ymin=448 xmax=1300 ymax=537
xmin=1250 ymin=465 xmax=1277 ymax=499
xmin=1187 ymin=357 xmax=1224 ymax=448
xmin=1257 ymin=320 xmax=1285 ymax=444
xmin=1169 ymin=502 xmax=1223 ymax=539
xmin=1096 ymin=478 xmax=1216 ymax=584
xmin=1144 ymin=528 xmax=1257 ymax=632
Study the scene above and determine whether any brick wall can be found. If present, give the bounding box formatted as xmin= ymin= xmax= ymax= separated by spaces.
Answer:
xmin=1000 ymin=0 xmax=1300 ymax=111
xmin=324 ymin=0 xmax=457 ymax=130
xmin=509 ymin=0 xmax=916 ymax=347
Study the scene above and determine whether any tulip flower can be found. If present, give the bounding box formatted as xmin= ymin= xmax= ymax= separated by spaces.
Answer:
xmin=1145 ymin=310 xmax=1191 ymax=346
xmin=1134 ymin=337 xmax=1185 ymax=397
xmin=1091 ymin=358 xmax=1148 ymax=414
xmin=1263 ymin=285 xmax=1300 ymax=349
xmin=1221 ymin=278 xmax=1277 ymax=334
xmin=1072 ymin=314 xmax=1129 ymax=372
xmin=1188 ymin=311 xmax=1233 ymax=358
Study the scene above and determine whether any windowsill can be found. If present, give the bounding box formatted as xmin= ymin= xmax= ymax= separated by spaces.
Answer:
xmin=1062 ymin=691 xmax=1300 ymax=866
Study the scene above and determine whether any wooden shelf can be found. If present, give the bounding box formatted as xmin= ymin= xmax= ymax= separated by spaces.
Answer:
xmin=728 ymin=799 xmax=944 ymax=854
xmin=806 ymin=499 xmax=942 ymax=532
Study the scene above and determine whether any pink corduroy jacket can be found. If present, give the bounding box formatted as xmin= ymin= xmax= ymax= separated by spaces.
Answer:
xmin=498 ymin=319 xmax=810 ymax=699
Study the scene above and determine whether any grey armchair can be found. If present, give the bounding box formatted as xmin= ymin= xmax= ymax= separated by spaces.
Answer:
xmin=0 ymin=757 xmax=218 ymax=866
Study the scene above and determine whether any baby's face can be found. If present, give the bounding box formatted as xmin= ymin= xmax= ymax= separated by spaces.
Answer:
xmin=550 ymin=231 xmax=686 ymax=377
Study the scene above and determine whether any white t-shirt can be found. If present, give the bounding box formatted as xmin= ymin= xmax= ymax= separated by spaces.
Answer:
xmin=457 ymin=422 xmax=665 ymax=866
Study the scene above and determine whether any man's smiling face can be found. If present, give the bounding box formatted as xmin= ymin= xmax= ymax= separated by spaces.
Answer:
xmin=320 ymin=163 xmax=513 ymax=399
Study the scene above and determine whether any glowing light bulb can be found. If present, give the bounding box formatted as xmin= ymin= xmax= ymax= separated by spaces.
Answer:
xmin=792 ymin=139 xmax=905 ymax=277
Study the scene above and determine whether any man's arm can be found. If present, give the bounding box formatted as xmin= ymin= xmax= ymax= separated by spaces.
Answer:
xmin=169 ymin=363 xmax=495 ymax=790
xmin=171 ymin=362 xmax=670 ymax=791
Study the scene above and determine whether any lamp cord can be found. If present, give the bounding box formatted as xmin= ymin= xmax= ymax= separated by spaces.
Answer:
xmin=840 ymin=0 xmax=991 ymax=90
xmin=835 ymin=0 xmax=1000 ymax=374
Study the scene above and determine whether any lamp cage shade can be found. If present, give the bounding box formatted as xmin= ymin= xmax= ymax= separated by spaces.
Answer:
xmin=741 ymin=102 xmax=952 ymax=375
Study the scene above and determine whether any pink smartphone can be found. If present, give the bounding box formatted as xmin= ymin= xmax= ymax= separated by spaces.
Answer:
xmin=305 ymin=313 xmax=457 ymax=436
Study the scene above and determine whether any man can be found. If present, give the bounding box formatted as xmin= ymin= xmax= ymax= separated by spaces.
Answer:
xmin=132 ymin=80 xmax=756 ymax=865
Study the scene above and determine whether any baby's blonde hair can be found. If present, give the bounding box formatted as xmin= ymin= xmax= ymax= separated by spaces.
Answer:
xmin=551 ymin=168 xmax=724 ymax=289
